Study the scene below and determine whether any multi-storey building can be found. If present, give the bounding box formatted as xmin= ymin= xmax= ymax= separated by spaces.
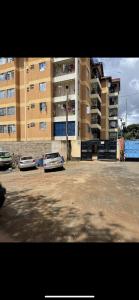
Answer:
xmin=101 ymin=76 xmax=120 ymax=140
xmin=0 ymin=57 xmax=120 ymax=144
xmin=0 ymin=57 xmax=92 ymax=142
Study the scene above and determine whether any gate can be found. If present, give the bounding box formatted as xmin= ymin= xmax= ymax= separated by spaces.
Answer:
xmin=125 ymin=140 xmax=139 ymax=159
xmin=81 ymin=140 xmax=99 ymax=161
xmin=98 ymin=140 xmax=117 ymax=160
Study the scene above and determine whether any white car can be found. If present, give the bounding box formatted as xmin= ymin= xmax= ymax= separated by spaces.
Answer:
xmin=43 ymin=152 xmax=64 ymax=172
xmin=0 ymin=151 xmax=12 ymax=168
xmin=18 ymin=156 xmax=37 ymax=170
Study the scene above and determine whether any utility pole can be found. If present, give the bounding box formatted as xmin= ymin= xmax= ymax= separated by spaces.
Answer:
xmin=125 ymin=98 xmax=127 ymax=127
xmin=65 ymin=85 xmax=69 ymax=161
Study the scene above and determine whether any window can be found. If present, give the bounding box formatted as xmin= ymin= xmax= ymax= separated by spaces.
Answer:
xmin=7 ymin=88 xmax=15 ymax=98
xmin=6 ymin=71 xmax=14 ymax=80
xmin=7 ymin=106 xmax=16 ymax=115
xmin=30 ymin=122 xmax=35 ymax=127
xmin=0 ymin=108 xmax=6 ymax=116
xmin=109 ymin=120 xmax=117 ymax=129
xmin=30 ymin=65 xmax=34 ymax=69
xmin=31 ymin=103 xmax=35 ymax=109
xmin=39 ymin=82 xmax=46 ymax=91
xmin=30 ymin=84 xmax=34 ymax=90
xmin=39 ymin=62 xmax=46 ymax=71
xmin=27 ymin=87 xmax=30 ymax=92
xmin=8 ymin=124 xmax=16 ymax=133
xmin=0 ymin=90 xmax=6 ymax=98
xmin=0 ymin=73 xmax=6 ymax=81
xmin=40 ymin=102 xmax=47 ymax=112
xmin=7 ymin=58 xmax=14 ymax=63
xmin=0 ymin=58 xmax=7 ymax=65
xmin=40 ymin=122 xmax=47 ymax=129
xmin=0 ymin=125 xmax=8 ymax=133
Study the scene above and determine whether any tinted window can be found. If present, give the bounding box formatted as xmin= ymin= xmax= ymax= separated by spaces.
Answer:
xmin=21 ymin=157 xmax=33 ymax=160
xmin=0 ymin=152 xmax=10 ymax=157
xmin=45 ymin=153 xmax=60 ymax=159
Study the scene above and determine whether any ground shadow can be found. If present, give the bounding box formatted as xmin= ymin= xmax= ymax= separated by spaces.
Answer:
xmin=0 ymin=189 xmax=137 ymax=242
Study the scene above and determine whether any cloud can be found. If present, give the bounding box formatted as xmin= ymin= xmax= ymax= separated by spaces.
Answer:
xmin=95 ymin=58 xmax=139 ymax=125
xmin=129 ymin=79 xmax=139 ymax=91
xmin=120 ymin=58 xmax=139 ymax=68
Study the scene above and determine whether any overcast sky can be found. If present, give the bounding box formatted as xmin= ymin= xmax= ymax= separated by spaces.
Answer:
xmin=95 ymin=58 xmax=139 ymax=125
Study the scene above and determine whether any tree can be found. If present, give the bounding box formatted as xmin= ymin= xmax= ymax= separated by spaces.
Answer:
xmin=124 ymin=124 xmax=139 ymax=139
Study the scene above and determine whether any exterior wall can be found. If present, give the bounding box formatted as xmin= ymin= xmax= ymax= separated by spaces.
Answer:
xmin=80 ymin=58 xmax=92 ymax=140
xmin=100 ymin=80 xmax=109 ymax=140
xmin=0 ymin=141 xmax=51 ymax=158
xmin=0 ymin=59 xmax=17 ymax=141
xmin=71 ymin=140 xmax=81 ymax=159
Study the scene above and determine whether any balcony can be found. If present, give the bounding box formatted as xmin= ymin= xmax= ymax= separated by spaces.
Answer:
xmin=109 ymin=108 xmax=118 ymax=120
xmin=91 ymin=108 xmax=101 ymax=117
xmin=53 ymin=58 xmax=72 ymax=62
xmin=91 ymin=78 xmax=101 ymax=90
xmin=53 ymin=59 xmax=75 ymax=82
xmin=91 ymin=123 xmax=101 ymax=130
xmin=91 ymin=114 xmax=101 ymax=127
xmin=109 ymin=120 xmax=118 ymax=131
xmin=90 ymin=82 xmax=102 ymax=103
xmin=91 ymin=128 xmax=100 ymax=139
xmin=109 ymin=96 xmax=118 ymax=108
xmin=109 ymin=128 xmax=118 ymax=132
xmin=53 ymin=81 xmax=75 ymax=101
xmin=53 ymin=101 xmax=75 ymax=121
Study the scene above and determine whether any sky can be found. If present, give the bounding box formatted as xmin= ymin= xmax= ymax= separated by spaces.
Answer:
xmin=94 ymin=58 xmax=139 ymax=126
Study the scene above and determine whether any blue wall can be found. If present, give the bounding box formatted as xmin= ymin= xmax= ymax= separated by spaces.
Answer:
xmin=125 ymin=140 xmax=139 ymax=158
xmin=54 ymin=122 xmax=75 ymax=136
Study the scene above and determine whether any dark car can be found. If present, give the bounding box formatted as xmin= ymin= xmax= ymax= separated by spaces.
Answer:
xmin=0 ymin=183 xmax=6 ymax=208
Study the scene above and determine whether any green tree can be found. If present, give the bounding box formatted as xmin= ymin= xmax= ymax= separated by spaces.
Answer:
xmin=124 ymin=124 xmax=139 ymax=139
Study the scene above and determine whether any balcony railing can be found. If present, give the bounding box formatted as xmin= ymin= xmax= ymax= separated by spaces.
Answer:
xmin=91 ymin=117 xmax=101 ymax=125
xmin=91 ymin=88 xmax=101 ymax=97
xmin=91 ymin=103 xmax=101 ymax=110
xmin=54 ymin=63 xmax=75 ymax=77
xmin=54 ymin=89 xmax=75 ymax=98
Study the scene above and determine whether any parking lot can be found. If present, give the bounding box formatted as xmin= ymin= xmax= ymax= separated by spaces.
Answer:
xmin=0 ymin=160 xmax=139 ymax=242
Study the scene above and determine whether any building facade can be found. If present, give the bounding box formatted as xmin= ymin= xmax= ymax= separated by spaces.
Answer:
xmin=0 ymin=57 xmax=120 ymax=143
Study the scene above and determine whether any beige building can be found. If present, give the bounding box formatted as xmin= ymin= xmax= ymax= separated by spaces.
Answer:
xmin=0 ymin=57 xmax=120 ymax=143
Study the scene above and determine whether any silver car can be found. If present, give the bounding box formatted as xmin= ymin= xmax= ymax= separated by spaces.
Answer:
xmin=18 ymin=156 xmax=37 ymax=170
xmin=43 ymin=152 xmax=64 ymax=172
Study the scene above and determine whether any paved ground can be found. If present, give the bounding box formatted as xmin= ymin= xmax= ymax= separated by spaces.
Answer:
xmin=0 ymin=160 xmax=139 ymax=242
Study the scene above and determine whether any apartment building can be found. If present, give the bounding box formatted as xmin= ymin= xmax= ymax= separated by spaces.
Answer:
xmin=101 ymin=76 xmax=120 ymax=140
xmin=0 ymin=57 xmax=92 ymax=142
xmin=0 ymin=57 xmax=120 ymax=144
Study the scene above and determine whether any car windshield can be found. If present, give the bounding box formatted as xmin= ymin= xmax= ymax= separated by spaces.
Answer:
xmin=45 ymin=153 xmax=60 ymax=159
xmin=0 ymin=152 xmax=10 ymax=158
xmin=21 ymin=157 xmax=33 ymax=160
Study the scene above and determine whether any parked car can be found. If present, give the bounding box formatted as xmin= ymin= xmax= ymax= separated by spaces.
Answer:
xmin=43 ymin=152 xmax=64 ymax=172
xmin=0 ymin=183 xmax=6 ymax=208
xmin=0 ymin=151 xmax=12 ymax=168
xmin=18 ymin=156 xmax=37 ymax=170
